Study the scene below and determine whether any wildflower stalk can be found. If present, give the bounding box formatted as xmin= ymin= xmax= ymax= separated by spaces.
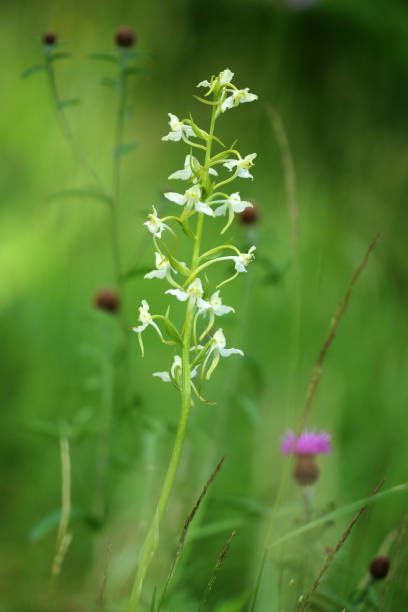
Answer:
xmin=128 ymin=68 xmax=258 ymax=610
xmin=44 ymin=49 xmax=103 ymax=187
xmin=111 ymin=53 xmax=132 ymax=402
xmin=50 ymin=437 xmax=72 ymax=592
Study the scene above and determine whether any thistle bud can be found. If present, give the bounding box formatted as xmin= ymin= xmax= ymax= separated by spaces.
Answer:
xmin=94 ymin=288 xmax=120 ymax=314
xmin=293 ymin=454 xmax=320 ymax=486
xmin=115 ymin=26 xmax=136 ymax=48
xmin=369 ymin=555 xmax=390 ymax=580
xmin=43 ymin=31 xmax=57 ymax=45
xmin=239 ymin=202 xmax=259 ymax=225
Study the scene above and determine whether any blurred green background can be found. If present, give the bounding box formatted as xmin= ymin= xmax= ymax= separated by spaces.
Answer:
xmin=2 ymin=0 xmax=408 ymax=610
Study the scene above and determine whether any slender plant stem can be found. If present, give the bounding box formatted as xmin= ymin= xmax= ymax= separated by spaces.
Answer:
xmin=267 ymin=105 xmax=301 ymax=420
xmin=50 ymin=437 xmax=72 ymax=592
xmin=110 ymin=59 xmax=133 ymax=407
xmin=157 ymin=457 xmax=225 ymax=610
xmin=45 ymin=57 xmax=103 ymax=188
xmin=126 ymin=101 xmax=218 ymax=612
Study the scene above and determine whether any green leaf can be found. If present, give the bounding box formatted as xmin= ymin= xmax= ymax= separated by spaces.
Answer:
xmin=168 ymin=255 xmax=190 ymax=276
xmin=115 ymin=142 xmax=138 ymax=158
xmin=58 ymin=98 xmax=80 ymax=109
xmin=313 ymin=587 xmax=357 ymax=612
xmin=164 ymin=307 xmax=183 ymax=344
xmin=100 ymin=76 xmax=118 ymax=89
xmin=189 ymin=118 xmax=209 ymax=142
xmin=237 ymin=394 xmax=260 ymax=426
xmin=123 ymin=66 xmax=151 ymax=77
xmin=88 ymin=52 xmax=118 ymax=63
xmin=270 ymin=482 xmax=408 ymax=549
xmin=49 ymin=51 xmax=71 ymax=62
xmin=28 ymin=506 xmax=84 ymax=542
xmin=193 ymin=94 xmax=218 ymax=106
xmin=149 ymin=587 xmax=157 ymax=612
xmin=122 ymin=265 xmax=151 ymax=282
xmin=119 ymin=49 xmax=151 ymax=61
xmin=214 ymin=592 xmax=250 ymax=612
xmin=21 ymin=64 xmax=45 ymax=79
xmin=48 ymin=188 xmax=112 ymax=206
xmin=23 ymin=418 xmax=60 ymax=438
xmin=188 ymin=519 xmax=244 ymax=543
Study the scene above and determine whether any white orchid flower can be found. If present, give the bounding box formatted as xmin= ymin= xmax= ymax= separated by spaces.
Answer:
xmin=229 ymin=246 xmax=256 ymax=273
xmin=164 ymin=184 xmax=214 ymax=217
xmin=131 ymin=300 xmax=165 ymax=355
xmin=153 ymin=355 xmax=198 ymax=383
xmin=144 ymin=206 xmax=169 ymax=239
xmin=223 ymin=153 xmax=257 ymax=180
xmin=168 ymin=154 xmax=218 ymax=182
xmin=221 ymin=88 xmax=258 ymax=113
xmin=197 ymin=291 xmax=234 ymax=317
xmin=197 ymin=68 xmax=234 ymax=92
xmin=144 ymin=252 xmax=176 ymax=281
xmin=214 ymin=192 xmax=253 ymax=217
xmin=166 ymin=277 xmax=204 ymax=303
xmin=210 ymin=328 xmax=243 ymax=357
xmin=162 ymin=113 xmax=195 ymax=142
xmin=204 ymin=328 xmax=243 ymax=379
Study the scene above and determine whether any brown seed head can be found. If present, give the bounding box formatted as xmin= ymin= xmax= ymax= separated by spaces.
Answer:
xmin=43 ymin=31 xmax=57 ymax=45
xmin=239 ymin=202 xmax=260 ymax=225
xmin=94 ymin=288 xmax=120 ymax=314
xmin=369 ymin=555 xmax=390 ymax=580
xmin=115 ymin=26 xmax=136 ymax=48
xmin=293 ymin=454 xmax=320 ymax=486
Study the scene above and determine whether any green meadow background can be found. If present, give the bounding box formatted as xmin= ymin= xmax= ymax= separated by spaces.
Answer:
xmin=1 ymin=0 xmax=408 ymax=610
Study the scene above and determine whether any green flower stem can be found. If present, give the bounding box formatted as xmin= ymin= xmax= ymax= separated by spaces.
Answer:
xmin=111 ymin=59 xmax=134 ymax=408
xmin=183 ymin=256 xmax=233 ymax=286
xmin=199 ymin=244 xmax=241 ymax=261
xmin=126 ymin=100 xmax=218 ymax=612
xmin=45 ymin=57 xmax=103 ymax=187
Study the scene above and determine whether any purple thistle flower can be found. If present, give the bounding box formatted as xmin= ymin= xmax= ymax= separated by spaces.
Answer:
xmin=280 ymin=429 xmax=331 ymax=456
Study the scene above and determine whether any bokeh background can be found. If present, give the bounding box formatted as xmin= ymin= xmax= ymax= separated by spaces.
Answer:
xmin=2 ymin=0 xmax=408 ymax=610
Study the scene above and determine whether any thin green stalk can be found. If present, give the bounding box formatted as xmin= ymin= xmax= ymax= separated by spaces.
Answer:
xmin=110 ymin=59 xmax=133 ymax=406
xmin=45 ymin=57 xmax=103 ymax=188
xmin=126 ymin=102 xmax=218 ymax=612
